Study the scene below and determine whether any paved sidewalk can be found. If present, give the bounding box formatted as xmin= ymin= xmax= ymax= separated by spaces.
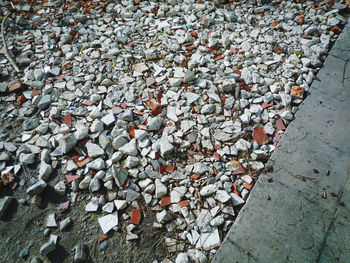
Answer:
xmin=213 ymin=21 xmax=350 ymax=263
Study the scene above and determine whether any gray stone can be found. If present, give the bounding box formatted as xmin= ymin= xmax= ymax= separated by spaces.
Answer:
xmin=197 ymin=228 xmax=220 ymax=251
xmin=155 ymin=179 xmax=167 ymax=198
xmin=58 ymin=134 xmax=77 ymax=154
xmin=23 ymin=119 xmax=39 ymax=131
xmin=86 ymin=142 xmax=104 ymax=158
xmin=156 ymin=210 xmax=172 ymax=223
xmin=215 ymin=190 xmax=231 ymax=203
xmin=73 ymin=243 xmax=86 ymax=263
xmin=146 ymin=117 xmax=162 ymax=131
xmin=126 ymin=189 xmax=140 ymax=202
xmin=0 ymin=196 xmax=14 ymax=220
xmin=39 ymin=162 xmax=52 ymax=181
xmin=40 ymin=235 xmax=58 ymax=256
xmin=101 ymin=114 xmax=116 ymax=126
xmin=176 ymin=253 xmax=190 ymax=263
xmin=119 ymin=139 xmax=138 ymax=156
xmin=213 ymin=131 xmax=233 ymax=142
xmin=201 ymin=104 xmax=215 ymax=115
xmin=112 ymin=166 xmax=128 ymax=187
xmin=27 ymin=180 xmax=47 ymax=196
xmin=74 ymin=126 xmax=89 ymax=140
xmin=54 ymin=181 xmax=66 ymax=196
xmin=184 ymin=70 xmax=195 ymax=83
xmin=98 ymin=212 xmax=119 ymax=234
xmin=170 ymin=186 xmax=187 ymax=203
xmin=19 ymin=153 xmax=35 ymax=164
xmin=89 ymin=177 xmax=101 ymax=192
xmin=38 ymin=95 xmax=51 ymax=110
xmin=200 ymin=185 xmax=218 ymax=197
xmin=160 ymin=137 xmax=174 ymax=157
xmin=59 ymin=217 xmax=72 ymax=231
xmin=86 ymin=158 xmax=105 ymax=170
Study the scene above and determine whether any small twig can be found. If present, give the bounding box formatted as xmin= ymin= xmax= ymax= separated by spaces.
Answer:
xmin=342 ymin=58 xmax=349 ymax=87
xmin=21 ymin=163 xmax=30 ymax=178
xmin=153 ymin=231 xmax=172 ymax=248
xmin=1 ymin=14 xmax=20 ymax=72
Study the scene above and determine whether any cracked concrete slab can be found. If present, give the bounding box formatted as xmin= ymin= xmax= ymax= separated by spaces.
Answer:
xmin=213 ymin=19 xmax=350 ymax=263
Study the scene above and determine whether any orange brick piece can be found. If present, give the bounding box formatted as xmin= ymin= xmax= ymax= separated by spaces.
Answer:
xmin=290 ymin=86 xmax=304 ymax=97
xmin=161 ymin=196 xmax=171 ymax=207
xmin=130 ymin=209 xmax=141 ymax=225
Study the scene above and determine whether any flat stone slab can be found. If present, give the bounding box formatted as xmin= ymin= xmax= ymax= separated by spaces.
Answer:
xmin=213 ymin=20 xmax=350 ymax=263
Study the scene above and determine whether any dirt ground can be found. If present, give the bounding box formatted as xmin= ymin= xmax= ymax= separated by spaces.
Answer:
xmin=0 ymin=112 xmax=169 ymax=263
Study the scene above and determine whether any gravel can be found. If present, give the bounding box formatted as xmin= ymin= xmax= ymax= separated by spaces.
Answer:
xmin=0 ymin=0 xmax=347 ymax=261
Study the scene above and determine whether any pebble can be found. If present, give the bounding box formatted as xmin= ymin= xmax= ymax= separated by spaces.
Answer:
xmin=40 ymin=235 xmax=58 ymax=257
xmin=58 ymin=134 xmax=77 ymax=155
xmin=200 ymin=185 xmax=218 ymax=197
xmin=0 ymin=196 xmax=14 ymax=219
xmin=73 ymin=243 xmax=86 ymax=263
xmin=26 ymin=180 xmax=47 ymax=196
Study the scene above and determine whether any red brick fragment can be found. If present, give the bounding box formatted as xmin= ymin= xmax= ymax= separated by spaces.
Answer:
xmin=330 ymin=25 xmax=342 ymax=34
xmin=159 ymin=165 xmax=165 ymax=174
xmin=214 ymin=55 xmax=224 ymax=61
xmin=62 ymin=113 xmax=72 ymax=127
xmin=31 ymin=89 xmax=41 ymax=97
xmin=82 ymin=99 xmax=93 ymax=106
xmin=232 ymin=166 xmax=245 ymax=175
xmin=17 ymin=95 xmax=26 ymax=105
xmin=65 ymin=174 xmax=81 ymax=183
xmin=161 ymin=196 xmax=171 ymax=207
xmin=262 ymin=101 xmax=273 ymax=109
xmin=276 ymin=118 xmax=286 ymax=131
xmin=58 ymin=200 xmax=70 ymax=211
xmin=76 ymin=157 xmax=92 ymax=167
xmin=243 ymin=182 xmax=253 ymax=191
xmin=274 ymin=133 xmax=282 ymax=143
xmin=178 ymin=200 xmax=189 ymax=208
xmin=190 ymin=174 xmax=200 ymax=180
xmin=130 ymin=209 xmax=142 ymax=225
xmin=252 ymin=127 xmax=268 ymax=146
xmin=98 ymin=235 xmax=107 ymax=243
xmin=186 ymin=45 xmax=196 ymax=51
xmin=7 ymin=80 xmax=23 ymax=93
xmin=232 ymin=183 xmax=240 ymax=196
xmin=165 ymin=166 xmax=175 ymax=173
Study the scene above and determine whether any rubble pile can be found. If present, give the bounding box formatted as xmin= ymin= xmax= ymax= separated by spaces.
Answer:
xmin=0 ymin=0 xmax=348 ymax=261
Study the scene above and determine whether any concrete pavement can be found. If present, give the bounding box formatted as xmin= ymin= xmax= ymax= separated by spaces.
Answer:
xmin=213 ymin=20 xmax=350 ymax=263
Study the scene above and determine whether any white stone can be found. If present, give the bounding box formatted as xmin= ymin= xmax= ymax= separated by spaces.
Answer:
xmin=181 ymin=120 xmax=196 ymax=133
xmin=200 ymin=185 xmax=218 ymax=197
xmin=101 ymin=114 xmax=116 ymax=126
xmin=85 ymin=200 xmax=98 ymax=212
xmin=114 ymin=200 xmax=127 ymax=210
xmin=235 ymin=139 xmax=251 ymax=151
xmin=215 ymin=190 xmax=231 ymax=203
xmin=155 ymin=179 xmax=167 ymax=198
xmin=98 ymin=212 xmax=119 ymax=234
xmin=119 ymin=139 xmax=138 ymax=156
xmin=146 ymin=117 xmax=162 ymax=131
xmin=176 ymin=253 xmax=189 ymax=263
xmin=39 ymin=162 xmax=52 ymax=181
xmin=196 ymin=228 xmax=221 ymax=251
xmin=170 ymin=186 xmax=187 ymax=203
xmin=160 ymin=137 xmax=174 ymax=157
xmin=230 ymin=193 xmax=245 ymax=206
xmin=46 ymin=213 xmax=57 ymax=228
xmin=86 ymin=142 xmax=104 ymax=158
xmin=156 ymin=210 xmax=172 ymax=223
